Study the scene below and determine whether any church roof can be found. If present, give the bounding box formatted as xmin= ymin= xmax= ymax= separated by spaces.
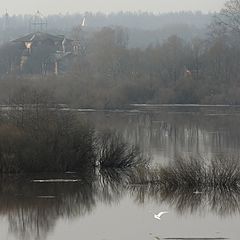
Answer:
xmin=12 ymin=32 xmax=73 ymax=43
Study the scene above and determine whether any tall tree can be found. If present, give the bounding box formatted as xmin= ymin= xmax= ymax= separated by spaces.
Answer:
xmin=215 ymin=0 xmax=240 ymax=34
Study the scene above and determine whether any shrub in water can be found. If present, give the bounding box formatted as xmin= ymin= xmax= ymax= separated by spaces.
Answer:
xmin=98 ymin=131 xmax=148 ymax=169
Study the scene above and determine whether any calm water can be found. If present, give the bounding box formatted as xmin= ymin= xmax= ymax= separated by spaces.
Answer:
xmin=1 ymin=106 xmax=240 ymax=240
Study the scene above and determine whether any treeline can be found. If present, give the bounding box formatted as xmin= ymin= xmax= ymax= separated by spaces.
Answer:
xmin=0 ymin=11 xmax=212 ymax=31
xmin=0 ymin=11 xmax=211 ymax=47
xmin=68 ymin=29 xmax=240 ymax=106
xmin=1 ymin=1 xmax=240 ymax=107
xmin=1 ymin=25 xmax=240 ymax=107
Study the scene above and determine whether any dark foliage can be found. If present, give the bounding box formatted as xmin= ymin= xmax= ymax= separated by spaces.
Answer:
xmin=98 ymin=131 xmax=149 ymax=169
xmin=0 ymin=88 xmax=147 ymax=173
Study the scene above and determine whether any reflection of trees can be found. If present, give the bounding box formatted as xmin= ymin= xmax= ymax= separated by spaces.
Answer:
xmin=128 ymin=156 xmax=240 ymax=217
xmin=0 ymin=169 xmax=134 ymax=240
xmin=0 ymin=169 xmax=129 ymax=240
xmin=98 ymin=169 xmax=128 ymax=204
xmin=0 ymin=171 xmax=122 ymax=240
xmin=8 ymin=206 xmax=55 ymax=240
xmin=129 ymin=184 xmax=240 ymax=217
xmin=1 ymin=167 xmax=240 ymax=240
xmin=0 ymin=174 xmax=98 ymax=240
xmin=82 ymin=110 xmax=240 ymax=163
xmin=208 ymin=187 xmax=240 ymax=216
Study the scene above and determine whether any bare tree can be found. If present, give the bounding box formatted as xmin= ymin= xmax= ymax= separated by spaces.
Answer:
xmin=215 ymin=0 xmax=240 ymax=34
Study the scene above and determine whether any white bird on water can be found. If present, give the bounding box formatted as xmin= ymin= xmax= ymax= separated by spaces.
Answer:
xmin=154 ymin=211 xmax=168 ymax=220
xmin=193 ymin=190 xmax=203 ymax=194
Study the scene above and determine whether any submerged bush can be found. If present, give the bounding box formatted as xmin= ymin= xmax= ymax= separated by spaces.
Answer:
xmin=159 ymin=157 xmax=206 ymax=188
xmin=207 ymin=157 xmax=240 ymax=187
xmin=130 ymin=156 xmax=240 ymax=190
xmin=98 ymin=131 xmax=149 ymax=169
xmin=0 ymin=88 xmax=147 ymax=173
xmin=0 ymin=87 xmax=94 ymax=173
xmin=0 ymin=113 xmax=148 ymax=173
xmin=0 ymin=118 xmax=149 ymax=173
xmin=0 ymin=112 xmax=96 ymax=173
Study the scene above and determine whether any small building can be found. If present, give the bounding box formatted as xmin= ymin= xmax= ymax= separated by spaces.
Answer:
xmin=12 ymin=31 xmax=78 ymax=75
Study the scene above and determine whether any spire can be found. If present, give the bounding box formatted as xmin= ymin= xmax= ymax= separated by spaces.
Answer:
xmin=29 ymin=11 xmax=47 ymax=33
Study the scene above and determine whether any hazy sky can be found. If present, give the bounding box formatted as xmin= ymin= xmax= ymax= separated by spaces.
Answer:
xmin=3 ymin=0 xmax=226 ymax=15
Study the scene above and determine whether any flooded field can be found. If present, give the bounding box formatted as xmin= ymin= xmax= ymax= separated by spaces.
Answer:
xmin=1 ymin=106 xmax=240 ymax=240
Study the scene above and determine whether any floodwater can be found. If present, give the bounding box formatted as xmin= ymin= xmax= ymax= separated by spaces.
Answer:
xmin=1 ymin=105 xmax=240 ymax=240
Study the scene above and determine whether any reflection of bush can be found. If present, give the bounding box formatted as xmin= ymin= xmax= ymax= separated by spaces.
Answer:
xmin=0 ymin=172 xmax=127 ymax=240
xmin=129 ymin=183 xmax=240 ymax=216
xmin=0 ymin=174 xmax=96 ymax=240
xmin=128 ymin=156 xmax=240 ymax=216
xmin=0 ymin=164 xmax=240 ymax=240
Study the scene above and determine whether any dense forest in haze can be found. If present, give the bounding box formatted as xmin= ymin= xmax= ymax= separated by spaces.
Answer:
xmin=0 ymin=11 xmax=211 ymax=47
xmin=0 ymin=1 xmax=240 ymax=108
xmin=0 ymin=11 xmax=212 ymax=31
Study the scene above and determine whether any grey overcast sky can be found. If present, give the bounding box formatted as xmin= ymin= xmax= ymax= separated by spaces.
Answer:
xmin=3 ymin=0 xmax=226 ymax=15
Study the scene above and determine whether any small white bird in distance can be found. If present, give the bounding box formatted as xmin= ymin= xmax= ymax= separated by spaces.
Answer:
xmin=81 ymin=17 xmax=86 ymax=27
xmin=193 ymin=190 xmax=203 ymax=194
xmin=154 ymin=211 xmax=168 ymax=220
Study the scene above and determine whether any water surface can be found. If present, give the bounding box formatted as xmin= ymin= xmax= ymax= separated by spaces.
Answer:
xmin=1 ymin=106 xmax=240 ymax=240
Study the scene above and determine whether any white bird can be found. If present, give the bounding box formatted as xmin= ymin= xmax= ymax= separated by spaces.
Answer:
xmin=193 ymin=190 xmax=203 ymax=194
xmin=30 ymin=34 xmax=36 ymax=42
xmin=154 ymin=211 xmax=168 ymax=220
xmin=81 ymin=17 xmax=86 ymax=27
xmin=62 ymin=37 xmax=66 ymax=53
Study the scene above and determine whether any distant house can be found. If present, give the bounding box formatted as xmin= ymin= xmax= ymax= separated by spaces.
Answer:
xmin=12 ymin=31 xmax=79 ymax=75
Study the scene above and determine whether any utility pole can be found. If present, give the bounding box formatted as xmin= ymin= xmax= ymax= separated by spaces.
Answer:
xmin=29 ymin=11 xmax=47 ymax=33
xmin=3 ymin=10 xmax=10 ymax=42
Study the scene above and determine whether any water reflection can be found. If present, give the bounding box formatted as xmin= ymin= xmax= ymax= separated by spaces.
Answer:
xmin=0 ymin=174 xmax=97 ymax=240
xmin=0 ymin=170 xmax=131 ymax=240
xmin=2 ymin=107 xmax=240 ymax=240
xmin=129 ymin=184 xmax=240 ymax=217
xmin=0 ymin=169 xmax=240 ymax=240
xmin=80 ymin=108 xmax=240 ymax=164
